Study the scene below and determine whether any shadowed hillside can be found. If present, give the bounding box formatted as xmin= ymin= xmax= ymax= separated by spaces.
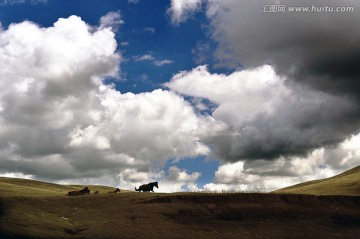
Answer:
xmin=274 ymin=165 xmax=360 ymax=196
xmin=0 ymin=177 xmax=360 ymax=239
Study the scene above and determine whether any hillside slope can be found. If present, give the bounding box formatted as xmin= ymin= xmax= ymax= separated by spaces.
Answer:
xmin=274 ymin=165 xmax=360 ymax=196
xmin=0 ymin=177 xmax=120 ymax=197
xmin=0 ymin=177 xmax=359 ymax=239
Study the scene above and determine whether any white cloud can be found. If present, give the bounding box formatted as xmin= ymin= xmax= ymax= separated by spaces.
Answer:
xmin=166 ymin=64 xmax=286 ymax=107
xmin=204 ymin=133 xmax=360 ymax=192
xmin=88 ymin=87 xmax=215 ymax=163
xmin=133 ymin=54 xmax=155 ymax=61
xmin=99 ymin=11 xmax=124 ymax=31
xmin=203 ymin=183 xmax=249 ymax=193
xmin=167 ymin=0 xmax=203 ymax=25
xmin=154 ymin=59 xmax=173 ymax=66
xmin=0 ymin=172 xmax=33 ymax=179
xmin=0 ymin=15 xmax=223 ymax=187
xmin=133 ymin=54 xmax=173 ymax=67
xmin=323 ymin=133 xmax=360 ymax=170
xmin=203 ymin=160 xmax=315 ymax=192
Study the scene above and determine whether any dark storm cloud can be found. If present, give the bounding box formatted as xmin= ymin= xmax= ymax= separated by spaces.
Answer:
xmin=209 ymin=84 xmax=359 ymax=162
xmin=194 ymin=0 xmax=360 ymax=161
xmin=208 ymin=0 xmax=360 ymax=97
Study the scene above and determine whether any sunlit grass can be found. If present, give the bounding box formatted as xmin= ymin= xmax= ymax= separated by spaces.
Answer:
xmin=273 ymin=165 xmax=360 ymax=196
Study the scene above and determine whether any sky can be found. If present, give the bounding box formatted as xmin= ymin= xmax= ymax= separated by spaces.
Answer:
xmin=0 ymin=0 xmax=359 ymax=192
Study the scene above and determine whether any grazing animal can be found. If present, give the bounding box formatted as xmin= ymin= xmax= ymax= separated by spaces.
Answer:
xmin=135 ymin=182 xmax=158 ymax=193
xmin=94 ymin=191 xmax=99 ymax=194
xmin=65 ymin=187 xmax=90 ymax=196
xmin=108 ymin=188 xmax=121 ymax=193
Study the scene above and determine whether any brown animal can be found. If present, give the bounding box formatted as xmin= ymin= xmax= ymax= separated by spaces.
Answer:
xmin=135 ymin=182 xmax=158 ymax=193
xmin=65 ymin=187 xmax=90 ymax=196
xmin=108 ymin=188 xmax=120 ymax=193
xmin=93 ymin=191 xmax=99 ymax=194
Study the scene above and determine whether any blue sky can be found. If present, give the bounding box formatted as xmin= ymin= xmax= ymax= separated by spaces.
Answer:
xmin=1 ymin=0 xmax=359 ymax=192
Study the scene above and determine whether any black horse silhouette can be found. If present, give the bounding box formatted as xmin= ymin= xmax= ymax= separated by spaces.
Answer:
xmin=108 ymin=188 xmax=121 ymax=193
xmin=65 ymin=187 xmax=90 ymax=196
xmin=135 ymin=182 xmax=158 ymax=192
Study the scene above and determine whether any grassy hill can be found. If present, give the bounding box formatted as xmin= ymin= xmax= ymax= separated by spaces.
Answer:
xmin=274 ymin=166 xmax=360 ymax=196
xmin=0 ymin=177 xmax=122 ymax=197
xmin=1 ymin=176 xmax=360 ymax=239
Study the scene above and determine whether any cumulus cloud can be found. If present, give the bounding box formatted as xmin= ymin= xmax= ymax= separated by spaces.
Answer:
xmin=0 ymin=15 xmax=118 ymax=179
xmin=0 ymin=15 xmax=222 ymax=185
xmin=167 ymin=0 xmax=203 ymax=25
xmin=166 ymin=65 xmax=360 ymax=162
